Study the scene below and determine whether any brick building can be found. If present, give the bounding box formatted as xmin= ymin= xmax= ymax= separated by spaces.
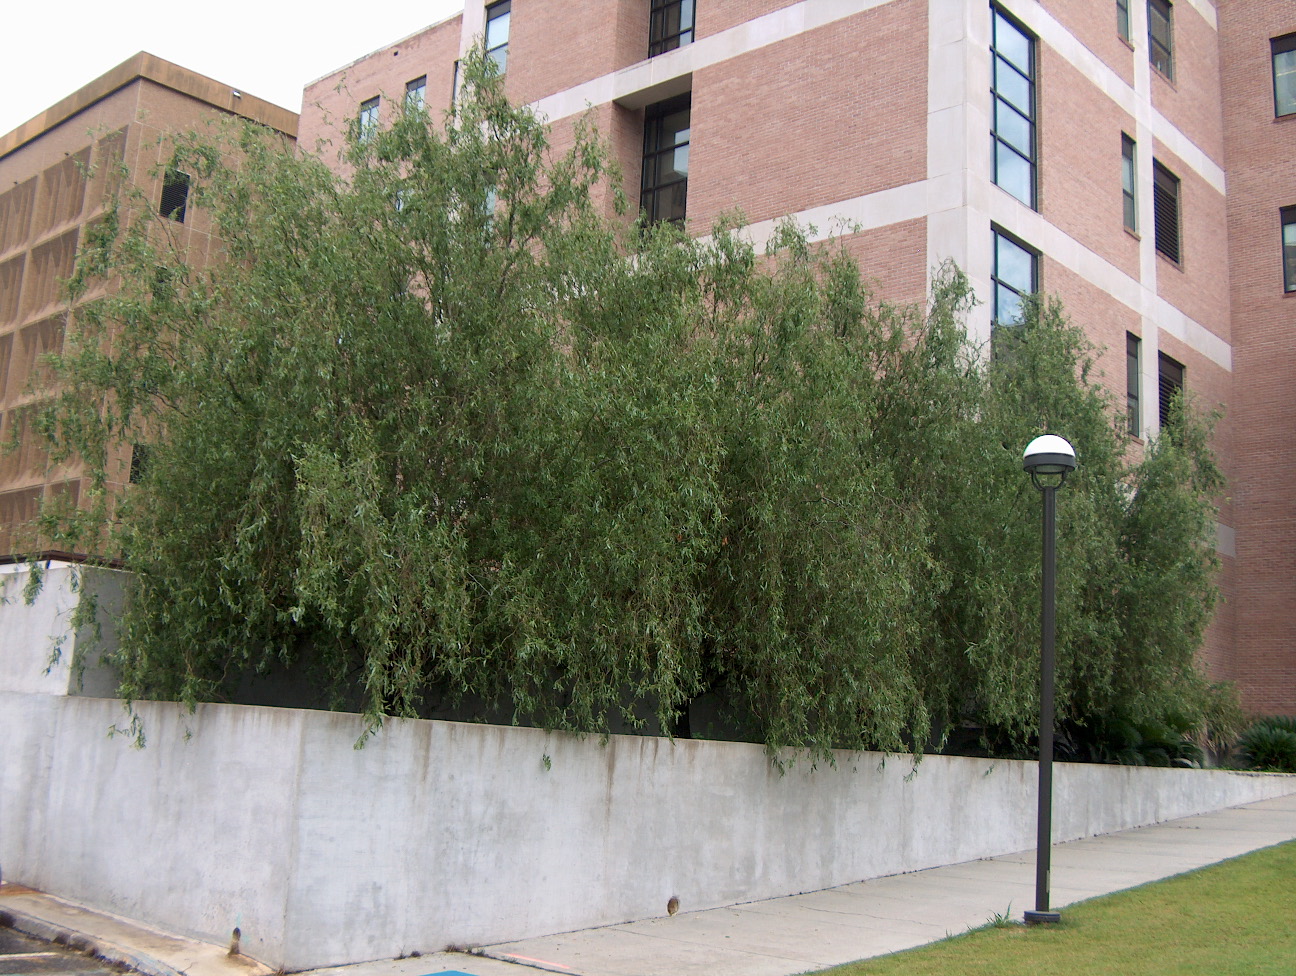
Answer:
xmin=1 ymin=3 xmax=1291 ymax=714
xmin=297 ymin=0 xmax=1293 ymax=713
xmin=0 ymin=53 xmax=297 ymax=554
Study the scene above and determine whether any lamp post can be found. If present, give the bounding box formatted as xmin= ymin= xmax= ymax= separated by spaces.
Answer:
xmin=1021 ymin=434 xmax=1076 ymax=926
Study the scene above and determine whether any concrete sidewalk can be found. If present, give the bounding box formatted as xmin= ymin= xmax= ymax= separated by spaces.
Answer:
xmin=3 ymin=791 xmax=1295 ymax=976
xmin=0 ymin=884 xmax=272 ymax=976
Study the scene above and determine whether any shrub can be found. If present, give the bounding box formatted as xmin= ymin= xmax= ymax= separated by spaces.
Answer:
xmin=1237 ymin=717 xmax=1296 ymax=773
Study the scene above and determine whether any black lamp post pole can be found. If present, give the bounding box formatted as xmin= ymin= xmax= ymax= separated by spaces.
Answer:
xmin=1025 ymin=481 xmax=1061 ymax=925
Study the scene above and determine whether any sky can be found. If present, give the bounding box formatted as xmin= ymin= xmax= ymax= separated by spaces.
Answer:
xmin=1 ymin=0 xmax=466 ymax=138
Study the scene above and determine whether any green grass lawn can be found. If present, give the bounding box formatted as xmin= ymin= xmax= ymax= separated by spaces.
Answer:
xmin=820 ymin=841 xmax=1296 ymax=976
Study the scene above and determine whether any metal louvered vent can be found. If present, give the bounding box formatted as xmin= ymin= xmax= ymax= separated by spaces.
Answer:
xmin=1158 ymin=353 xmax=1184 ymax=429
xmin=159 ymin=169 xmax=190 ymax=223
xmin=1152 ymin=161 xmax=1180 ymax=264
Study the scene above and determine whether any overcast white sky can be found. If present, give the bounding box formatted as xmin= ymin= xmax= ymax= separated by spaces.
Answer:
xmin=1 ymin=0 xmax=466 ymax=138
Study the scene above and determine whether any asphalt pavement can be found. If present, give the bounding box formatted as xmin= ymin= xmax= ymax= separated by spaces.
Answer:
xmin=0 ymin=925 xmax=125 ymax=976
xmin=3 ymin=791 xmax=1295 ymax=976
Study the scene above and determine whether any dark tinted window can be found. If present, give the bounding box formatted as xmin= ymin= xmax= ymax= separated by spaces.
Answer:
xmin=1149 ymin=0 xmax=1173 ymax=80
xmin=650 ymin=0 xmax=695 ymax=56
xmin=159 ymin=170 xmax=189 ymax=223
xmin=641 ymin=94 xmax=691 ymax=225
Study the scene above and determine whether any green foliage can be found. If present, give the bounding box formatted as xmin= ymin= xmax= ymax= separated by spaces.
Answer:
xmin=1059 ymin=713 xmax=1204 ymax=768
xmin=30 ymin=54 xmax=1230 ymax=757
xmin=1237 ymin=717 xmax=1296 ymax=773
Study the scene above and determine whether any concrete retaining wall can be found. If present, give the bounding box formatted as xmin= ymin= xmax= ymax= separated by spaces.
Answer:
xmin=5 ymin=693 xmax=1294 ymax=971
xmin=3 ymin=564 xmax=1294 ymax=970
xmin=0 ymin=562 xmax=123 ymax=698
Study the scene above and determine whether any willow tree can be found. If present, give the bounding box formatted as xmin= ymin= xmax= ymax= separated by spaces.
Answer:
xmin=32 ymin=55 xmax=1228 ymax=758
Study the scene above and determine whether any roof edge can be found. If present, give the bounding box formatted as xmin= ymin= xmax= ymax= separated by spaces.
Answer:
xmin=304 ymin=9 xmax=465 ymax=92
xmin=0 ymin=52 xmax=299 ymax=160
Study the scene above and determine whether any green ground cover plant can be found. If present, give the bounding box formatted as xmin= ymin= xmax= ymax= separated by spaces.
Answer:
xmin=823 ymin=840 xmax=1296 ymax=976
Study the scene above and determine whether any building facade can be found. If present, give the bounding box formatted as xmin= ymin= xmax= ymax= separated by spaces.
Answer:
xmin=298 ymin=0 xmax=1293 ymax=713
xmin=0 ymin=53 xmax=297 ymax=555
xmin=1219 ymin=7 xmax=1296 ymax=715
xmin=2 ymin=3 xmax=1291 ymax=713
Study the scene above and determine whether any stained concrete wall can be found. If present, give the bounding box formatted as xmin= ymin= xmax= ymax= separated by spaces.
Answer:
xmin=0 ymin=562 xmax=122 ymax=697
xmin=2 ymin=563 xmax=1295 ymax=970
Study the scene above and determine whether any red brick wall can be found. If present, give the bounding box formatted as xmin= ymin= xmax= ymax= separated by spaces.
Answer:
xmin=1044 ymin=264 xmax=1141 ymax=413
xmin=1150 ymin=1 xmax=1225 ymax=164
xmin=1202 ymin=551 xmax=1236 ymax=681
xmin=1041 ymin=0 xmax=1137 ymax=89
xmin=840 ymin=218 xmax=928 ymax=308
xmin=689 ymin=0 xmax=927 ymax=231
xmin=1219 ymin=0 xmax=1296 ymax=714
xmin=1038 ymin=52 xmax=1141 ymax=280
xmin=297 ymin=15 xmax=462 ymax=166
xmin=542 ymin=102 xmax=643 ymax=222
xmin=698 ymin=0 xmax=800 ymax=40
xmin=1160 ymin=327 xmax=1233 ymax=513
xmin=507 ymin=0 xmax=650 ymax=103
xmin=1151 ymin=140 xmax=1231 ymax=343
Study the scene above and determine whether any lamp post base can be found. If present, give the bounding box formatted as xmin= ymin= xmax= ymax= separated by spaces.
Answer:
xmin=1023 ymin=910 xmax=1061 ymax=925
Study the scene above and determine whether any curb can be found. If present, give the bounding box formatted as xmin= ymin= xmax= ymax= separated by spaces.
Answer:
xmin=1 ymin=906 xmax=185 ymax=976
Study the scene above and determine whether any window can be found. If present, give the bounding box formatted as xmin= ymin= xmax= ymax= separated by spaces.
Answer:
xmin=1116 ymin=0 xmax=1130 ymax=42
xmin=1158 ymin=352 xmax=1183 ymax=429
xmin=1152 ymin=160 xmax=1181 ymax=264
xmin=1148 ymin=0 xmax=1173 ymax=80
xmin=650 ymin=0 xmax=695 ymax=57
xmin=486 ymin=1 xmax=511 ymax=74
xmin=1282 ymin=207 xmax=1296 ymax=293
xmin=1121 ymin=134 xmax=1137 ymax=233
xmin=1126 ymin=333 xmax=1141 ymax=437
xmin=641 ymin=94 xmax=691 ymax=225
xmin=991 ymin=228 xmax=1037 ymax=326
xmin=129 ymin=444 xmax=150 ymax=485
xmin=451 ymin=60 xmax=461 ymax=106
xmin=991 ymin=6 xmax=1036 ymax=209
xmin=1273 ymin=34 xmax=1296 ymax=117
xmin=405 ymin=76 xmax=427 ymax=112
xmin=358 ymin=97 xmax=379 ymax=142
xmin=158 ymin=170 xmax=190 ymax=223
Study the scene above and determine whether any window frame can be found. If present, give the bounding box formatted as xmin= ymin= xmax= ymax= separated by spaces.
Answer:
xmin=1157 ymin=352 xmax=1184 ymax=430
xmin=1272 ymin=34 xmax=1296 ymax=118
xmin=1148 ymin=0 xmax=1174 ymax=81
xmin=358 ymin=97 xmax=379 ymax=143
xmin=990 ymin=5 xmax=1037 ymax=210
xmin=649 ymin=0 xmax=695 ymax=57
xmin=159 ymin=169 xmax=190 ymax=223
xmin=640 ymin=94 xmax=692 ymax=226
xmin=486 ymin=0 xmax=511 ymax=75
xmin=1126 ymin=333 xmax=1141 ymax=437
xmin=1121 ymin=134 xmax=1138 ymax=234
xmin=405 ymin=76 xmax=427 ymax=112
xmin=1281 ymin=206 xmax=1296 ymax=294
xmin=1152 ymin=159 xmax=1181 ymax=265
xmin=991 ymin=226 xmax=1038 ymax=328
xmin=1116 ymin=0 xmax=1131 ymax=43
